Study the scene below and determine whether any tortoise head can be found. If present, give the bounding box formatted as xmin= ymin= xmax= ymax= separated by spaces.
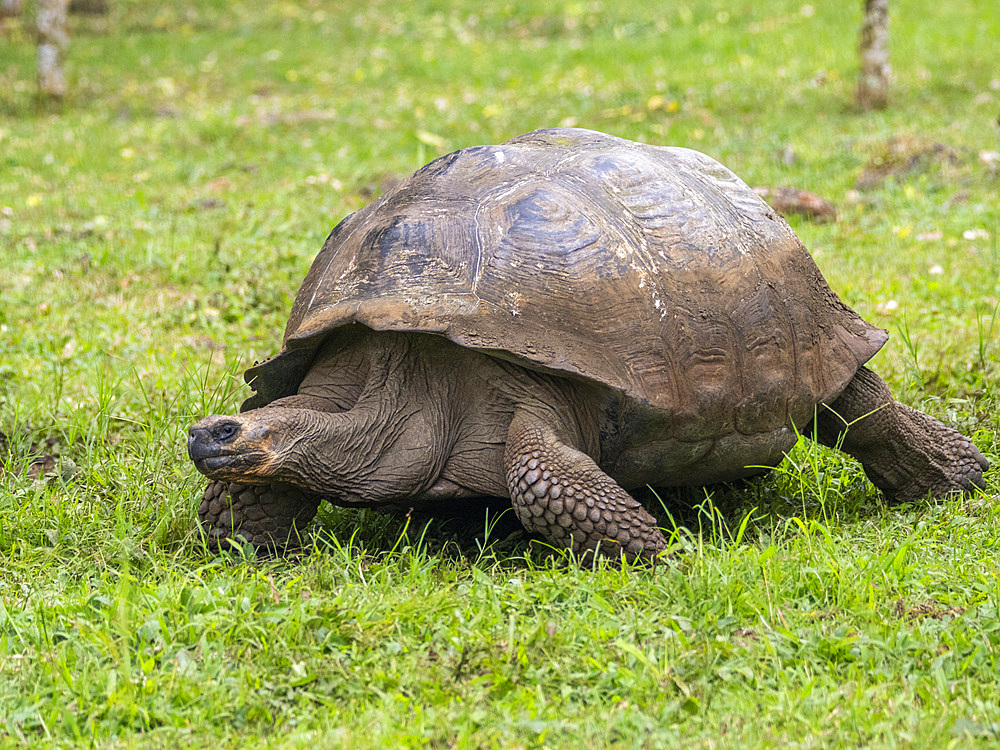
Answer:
xmin=187 ymin=409 xmax=315 ymax=484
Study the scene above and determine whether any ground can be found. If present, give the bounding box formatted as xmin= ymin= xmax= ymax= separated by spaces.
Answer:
xmin=1 ymin=0 xmax=999 ymax=746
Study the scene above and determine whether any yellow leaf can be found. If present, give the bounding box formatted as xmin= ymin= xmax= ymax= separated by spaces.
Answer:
xmin=646 ymin=96 xmax=680 ymax=113
xmin=155 ymin=77 xmax=176 ymax=96
xmin=416 ymin=130 xmax=447 ymax=150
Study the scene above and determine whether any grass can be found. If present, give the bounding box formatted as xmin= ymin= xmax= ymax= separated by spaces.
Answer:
xmin=1 ymin=0 xmax=999 ymax=746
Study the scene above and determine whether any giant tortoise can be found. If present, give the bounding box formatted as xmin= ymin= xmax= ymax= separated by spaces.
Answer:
xmin=187 ymin=128 xmax=989 ymax=561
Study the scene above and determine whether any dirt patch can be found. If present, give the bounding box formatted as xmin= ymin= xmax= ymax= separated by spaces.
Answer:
xmin=856 ymin=135 xmax=960 ymax=189
xmin=893 ymin=597 xmax=965 ymax=622
xmin=753 ymin=186 xmax=837 ymax=222
xmin=732 ymin=627 xmax=761 ymax=647
xmin=0 ymin=430 xmax=76 ymax=481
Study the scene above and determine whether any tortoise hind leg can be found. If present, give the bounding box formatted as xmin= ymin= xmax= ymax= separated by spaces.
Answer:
xmin=811 ymin=367 xmax=989 ymax=501
xmin=504 ymin=411 xmax=669 ymax=562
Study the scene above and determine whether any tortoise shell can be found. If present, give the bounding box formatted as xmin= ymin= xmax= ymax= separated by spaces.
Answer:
xmin=243 ymin=128 xmax=886 ymax=438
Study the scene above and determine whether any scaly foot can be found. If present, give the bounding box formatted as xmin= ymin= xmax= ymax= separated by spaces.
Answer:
xmin=198 ymin=480 xmax=322 ymax=552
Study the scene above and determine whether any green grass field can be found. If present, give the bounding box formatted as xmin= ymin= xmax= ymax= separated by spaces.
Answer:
xmin=2 ymin=0 xmax=999 ymax=746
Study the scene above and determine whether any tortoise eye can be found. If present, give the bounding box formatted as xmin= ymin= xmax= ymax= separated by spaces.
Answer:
xmin=213 ymin=422 xmax=239 ymax=442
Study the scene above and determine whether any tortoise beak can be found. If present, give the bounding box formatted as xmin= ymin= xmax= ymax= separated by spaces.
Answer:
xmin=188 ymin=416 xmax=246 ymax=474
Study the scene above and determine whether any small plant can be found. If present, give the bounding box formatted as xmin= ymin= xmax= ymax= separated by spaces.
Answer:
xmin=975 ymin=300 xmax=999 ymax=373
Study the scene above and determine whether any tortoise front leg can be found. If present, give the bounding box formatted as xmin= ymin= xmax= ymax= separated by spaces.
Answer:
xmin=503 ymin=411 xmax=669 ymax=563
xmin=811 ymin=367 xmax=989 ymax=501
xmin=198 ymin=480 xmax=322 ymax=553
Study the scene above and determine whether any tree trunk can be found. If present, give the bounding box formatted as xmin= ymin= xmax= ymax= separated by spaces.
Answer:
xmin=69 ymin=0 xmax=108 ymax=15
xmin=36 ymin=0 xmax=70 ymax=97
xmin=0 ymin=0 xmax=25 ymax=18
xmin=857 ymin=0 xmax=889 ymax=110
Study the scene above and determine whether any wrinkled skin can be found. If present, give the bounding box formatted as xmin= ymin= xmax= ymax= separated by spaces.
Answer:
xmin=189 ymin=328 xmax=989 ymax=561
